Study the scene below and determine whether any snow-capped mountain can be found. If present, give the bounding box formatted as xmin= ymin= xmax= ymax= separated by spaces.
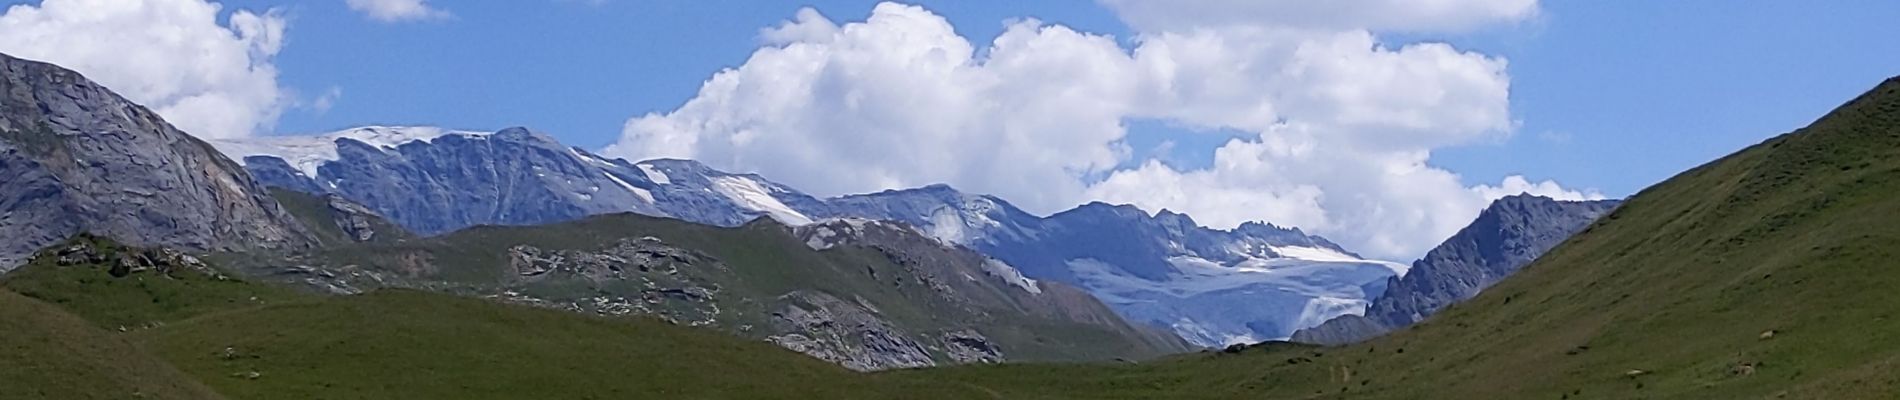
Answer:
xmin=217 ymin=126 xmax=1408 ymax=347
xmin=212 ymin=126 xmax=821 ymax=234
xmin=828 ymin=196 xmax=1405 ymax=346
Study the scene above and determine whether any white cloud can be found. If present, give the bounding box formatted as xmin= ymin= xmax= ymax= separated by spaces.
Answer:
xmin=345 ymin=0 xmax=448 ymax=23
xmin=606 ymin=1 xmax=1589 ymax=260
xmin=0 ymin=0 xmax=289 ymax=140
xmin=308 ymin=86 xmax=343 ymax=114
xmin=1099 ymin=0 xmax=1538 ymax=34
xmin=1474 ymin=175 xmax=1604 ymax=202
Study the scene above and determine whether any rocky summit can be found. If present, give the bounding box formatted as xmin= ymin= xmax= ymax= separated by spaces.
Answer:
xmin=1292 ymin=194 xmax=1621 ymax=345
xmin=0 ymin=53 xmax=313 ymax=271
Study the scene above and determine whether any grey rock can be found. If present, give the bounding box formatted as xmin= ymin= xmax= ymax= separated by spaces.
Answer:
xmin=940 ymin=329 xmax=1004 ymax=364
xmin=1293 ymin=194 xmax=1622 ymax=345
xmin=768 ymin=291 xmax=937 ymax=372
xmin=325 ymin=194 xmax=383 ymax=242
xmin=0 ymin=52 xmax=313 ymax=270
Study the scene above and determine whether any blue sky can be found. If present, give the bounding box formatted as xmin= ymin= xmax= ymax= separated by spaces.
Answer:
xmin=2 ymin=0 xmax=1895 ymax=259
xmin=176 ymin=0 xmax=1894 ymax=198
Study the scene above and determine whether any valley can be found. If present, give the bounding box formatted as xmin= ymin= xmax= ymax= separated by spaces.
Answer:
xmin=3 ymin=22 xmax=1900 ymax=399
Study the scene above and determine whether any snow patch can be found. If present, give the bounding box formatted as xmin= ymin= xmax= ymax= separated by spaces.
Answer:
xmin=570 ymin=148 xmax=620 ymax=168
xmin=637 ymin=163 xmax=671 ymax=185
xmin=709 ymin=176 xmax=813 ymax=225
xmin=803 ymin=226 xmax=840 ymax=250
xmin=1270 ymin=245 xmax=1411 ymax=276
xmin=602 ymin=172 xmax=654 ymax=204
xmin=981 ymin=259 xmax=1041 ymax=294
xmin=926 ymin=207 xmax=970 ymax=244
xmin=1064 ymin=255 xmax=1399 ymax=347
xmin=212 ymin=126 xmax=488 ymax=179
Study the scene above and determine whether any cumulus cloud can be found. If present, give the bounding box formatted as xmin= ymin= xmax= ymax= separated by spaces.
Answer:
xmin=345 ymin=0 xmax=448 ymax=23
xmin=0 ymin=0 xmax=289 ymax=139
xmin=606 ymin=1 xmax=1589 ymax=260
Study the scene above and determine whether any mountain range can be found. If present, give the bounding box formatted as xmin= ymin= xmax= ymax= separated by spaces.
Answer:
xmin=213 ymin=125 xmax=1409 ymax=346
xmin=9 ymin=50 xmax=1900 ymax=398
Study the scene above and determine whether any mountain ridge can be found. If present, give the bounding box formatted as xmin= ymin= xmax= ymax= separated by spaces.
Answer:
xmin=218 ymin=125 xmax=1408 ymax=346
xmin=1291 ymin=194 xmax=1620 ymax=345
xmin=0 ymin=52 xmax=314 ymax=271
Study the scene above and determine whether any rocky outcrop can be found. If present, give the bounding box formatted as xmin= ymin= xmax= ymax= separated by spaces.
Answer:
xmin=939 ymin=329 xmax=1003 ymax=364
xmin=325 ymin=194 xmax=384 ymax=242
xmin=36 ymin=234 xmax=224 ymax=279
xmin=0 ymin=53 xmax=313 ymax=271
xmin=1293 ymin=195 xmax=1621 ymax=345
xmin=767 ymin=291 xmax=937 ymax=371
xmin=501 ymin=237 xmax=725 ymax=326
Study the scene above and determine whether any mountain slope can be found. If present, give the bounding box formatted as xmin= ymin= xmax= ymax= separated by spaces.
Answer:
xmin=0 ymin=290 xmax=227 ymax=400
xmin=0 ymin=52 xmax=312 ymax=270
xmin=213 ymin=129 xmax=831 ymax=234
xmin=1293 ymin=195 xmax=1620 ymax=345
xmin=902 ymin=76 xmax=1900 ymax=398
xmin=222 ymin=128 xmax=1407 ymax=348
xmin=218 ymin=213 xmax=1190 ymax=370
xmin=0 ymin=237 xmax=990 ymax=399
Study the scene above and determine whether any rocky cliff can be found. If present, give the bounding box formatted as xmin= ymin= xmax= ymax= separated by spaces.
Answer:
xmin=1292 ymin=195 xmax=1620 ymax=345
xmin=0 ymin=53 xmax=312 ymax=270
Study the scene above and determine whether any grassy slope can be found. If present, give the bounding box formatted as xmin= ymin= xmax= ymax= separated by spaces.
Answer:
xmin=141 ymin=290 xmax=969 ymax=399
xmin=0 ymin=290 xmax=227 ymax=400
xmin=303 ymin=214 xmax=1183 ymax=363
xmin=898 ymin=78 xmax=1900 ymax=399
xmin=0 ymin=238 xmax=990 ymax=399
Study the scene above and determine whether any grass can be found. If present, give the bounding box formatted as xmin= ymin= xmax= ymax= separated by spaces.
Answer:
xmin=274 ymin=214 xmax=1188 ymax=364
xmin=141 ymin=290 xmax=967 ymax=399
xmin=1 ymin=235 xmax=311 ymax=330
xmin=0 ymin=237 xmax=992 ymax=399
xmin=887 ymin=77 xmax=1900 ymax=399
xmin=0 ymin=290 xmax=226 ymax=400
xmin=7 ymin=78 xmax=1900 ymax=399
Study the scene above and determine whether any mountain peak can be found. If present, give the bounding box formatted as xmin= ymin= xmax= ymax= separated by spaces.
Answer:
xmin=1 ymin=52 xmax=315 ymax=269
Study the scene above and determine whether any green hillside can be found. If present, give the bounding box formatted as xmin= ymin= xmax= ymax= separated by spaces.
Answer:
xmin=6 ymin=76 xmax=1897 ymax=399
xmin=895 ymin=78 xmax=1900 ymax=398
xmin=0 ymin=236 xmax=992 ymax=399
xmin=234 ymin=212 xmax=1187 ymax=366
xmin=0 ymin=290 xmax=227 ymax=400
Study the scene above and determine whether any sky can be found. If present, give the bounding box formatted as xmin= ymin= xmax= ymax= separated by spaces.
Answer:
xmin=1 ymin=0 xmax=1896 ymax=261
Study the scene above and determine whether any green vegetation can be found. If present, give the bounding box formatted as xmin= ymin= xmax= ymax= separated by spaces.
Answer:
xmin=267 ymin=189 xmax=415 ymax=246
xmin=0 ymin=237 xmax=990 ymax=399
xmin=0 ymin=290 xmax=226 ymax=400
xmin=7 ymin=78 xmax=1899 ymax=399
xmin=281 ymin=214 xmax=1186 ymax=363
xmin=890 ymin=78 xmax=1900 ymax=398
xmin=2 ymin=235 xmax=310 ymax=330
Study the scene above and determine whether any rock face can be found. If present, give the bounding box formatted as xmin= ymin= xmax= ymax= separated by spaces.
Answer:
xmin=214 ymin=129 xmax=830 ymax=235
xmin=1292 ymin=195 xmax=1621 ymax=345
xmin=0 ymin=53 xmax=313 ymax=271
xmin=324 ymin=194 xmax=385 ymax=242
xmin=767 ymin=291 xmax=937 ymax=371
